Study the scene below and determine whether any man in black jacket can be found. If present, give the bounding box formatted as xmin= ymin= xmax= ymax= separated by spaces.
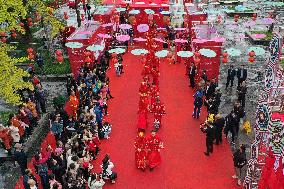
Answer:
xmin=237 ymin=81 xmax=247 ymax=107
xmin=189 ymin=63 xmax=196 ymax=88
xmin=237 ymin=65 xmax=247 ymax=87
xmin=201 ymin=122 xmax=215 ymax=156
xmin=214 ymin=114 xmax=225 ymax=145
xmin=226 ymin=65 xmax=236 ymax=89
xmin=225 ymin=111 xmax=239 ymax=143
xmin=232 ymin=145 xmax=247 ymax=186
xmin=14 ymin=143 xmax=27 ymax=175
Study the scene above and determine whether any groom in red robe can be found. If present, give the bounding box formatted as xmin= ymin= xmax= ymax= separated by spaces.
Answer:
xmin=147 ymin=130 xmax=163 ymax=171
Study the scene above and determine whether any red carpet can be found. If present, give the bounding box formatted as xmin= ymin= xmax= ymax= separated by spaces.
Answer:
xmin=95 ymin=51 xmax=240 ymax=189
xmin=14 ymin=51 xmax=240 ymax=189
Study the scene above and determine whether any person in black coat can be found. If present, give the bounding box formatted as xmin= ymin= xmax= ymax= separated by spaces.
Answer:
xmin=237 ymin=65 xmax=247 ymax=87
xmin=226 ymin=65 xmax=236 ymax=89
xmin=213 ymin=114 xmax=225 ymax=145
xmin=188 ymin=63 xmax=196 ymax=88
xmin=232 ymin=145 xmax=247 ymax=186
xmin=14 ymin=143 xmax=27 ymax=175
xmin=201 ymin=69 xmax=208 ymax=83
xmin=237 ymin=81 xmax=247 ymax=107
xmin=214 ymin=89 xmax=222 ymax=113
xmin=225 ymin=111 xmax=239 ymax=143
xmin=201 ymin=121 xmax=215 ymax=156
xmin=205 ymin=79 xmax=217 ymax=100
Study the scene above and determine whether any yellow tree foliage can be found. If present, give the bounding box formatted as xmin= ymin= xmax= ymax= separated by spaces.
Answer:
xmin=0 ymin=0 xmax=65 ymax=105
xmin=0 ymin=45 xmax=34 ymax=105
xmin=0 ymin=0 xmax=27 ymax=33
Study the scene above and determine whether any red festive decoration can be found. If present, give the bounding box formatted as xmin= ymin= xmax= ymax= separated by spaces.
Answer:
xmin=1 ymin=37 xmax=6 ymax=43
xmin=55 ymin=50 xmax=63 ymax=56
xmin=194 ymin=57 xmax=200 ymax=64
xmin=10 ymin=28 xmax=16 ymax=33
xmin=27 ymin=18 xmax=32 ymax=22
xmin=19 ymin=22 xmax=24 ymax=27
xmin=249 ymin=57 xmax=254 ymax=63
xmin=28 ymin=53 xmax=34 ymax=60
xmin=81 ymin=14 xmax=85 ymax=21
xmin=27 ymin=48 xmax=34 ymax=54
xmin=57 ymin=56 xmax=63 ymax=63
xmin=85 ymin=56 xmax=92 ymax=63
xmin=253 ymin=13 xmax=257 ymax=17
xmin=194 ymin=52 xmax=201 ymax=57
xmin=11 ymin=32 xmax=17 ymax=38
xmin=28 ymin=22 xmax=33 ymax=27
xmin=223 ymin=51 xmax=228 ymax=58
xmin=249 ymin=51 xmax=255 ymax=57
xmin=222 ymin=58 xmax=228 ymax=64
xmin=84 ymin=51 xmax=91 ymax=57
xmin=0 ymin=32 xmax=6 ymax=37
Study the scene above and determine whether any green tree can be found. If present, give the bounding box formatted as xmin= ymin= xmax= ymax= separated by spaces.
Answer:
xmin=0 ymin=0 xmax=65 ymax=105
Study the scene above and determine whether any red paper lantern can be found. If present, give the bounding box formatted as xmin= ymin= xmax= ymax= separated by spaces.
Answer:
xmin=27 ymin=18 xmax=32 ymax=22
xmin=27 ymin=48 xmax=34 ymax=53
xmin=249 ymin=51 xmax=255 ymax=57
xmin=222 ymin=58 xmax=228 ymax=64
xmin=84 ymin=51 xmax=92 ymax=57
xmin=253 ymin=13 xmax=257 ymax=17
xmin=194 ymin=57 xmax=200 ymax=64
xmin=28 ymin=22 xmax=33 ymax=27
xmin=20 ymin=22 xmax=24 ymax=27
xmin=1 ymin=37 xmax=6 ymax=43
xmin=194 ymin=52 xmax=201 ymax=57
xmin=28 ymin=53 xmax=35 ymax=60
xmin=56 ymin=56 xmax=63 ymax=63
xmin=234 ymin=17 xmax=238 ymax=22
xmin=0 ymin=32 xmax=6 ymax=37
xmin=249 ymin=57 xmax=254 ymax=63
xmin=111 ymin=53 xmax=117 ymax=58
xmin=10 ymin=28 xmax=16 ymax=33
xmin=85 ymin=56 xmax=92 ymax=63
xmin=55 ymin=50 xmax=62 ymax=56
xmin=223 ymin=52 xmax=228 ymax=58
xmin=11 ymin=32 xmax=17 ymax=38
xmin=252 ymin=16 xmax=256 ymax=21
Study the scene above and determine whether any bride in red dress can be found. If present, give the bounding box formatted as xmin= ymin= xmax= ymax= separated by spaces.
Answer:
xmin=134 ymin=132 xmax=148 ymax=171
xmin=147 ymin=130 xmax=164 ymax=171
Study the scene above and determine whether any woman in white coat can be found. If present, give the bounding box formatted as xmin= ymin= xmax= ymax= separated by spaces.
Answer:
xmin=101 ymin=154 xmax=117 ymax=184
xmin=88 ymin=174 xmax=105 ymax=189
